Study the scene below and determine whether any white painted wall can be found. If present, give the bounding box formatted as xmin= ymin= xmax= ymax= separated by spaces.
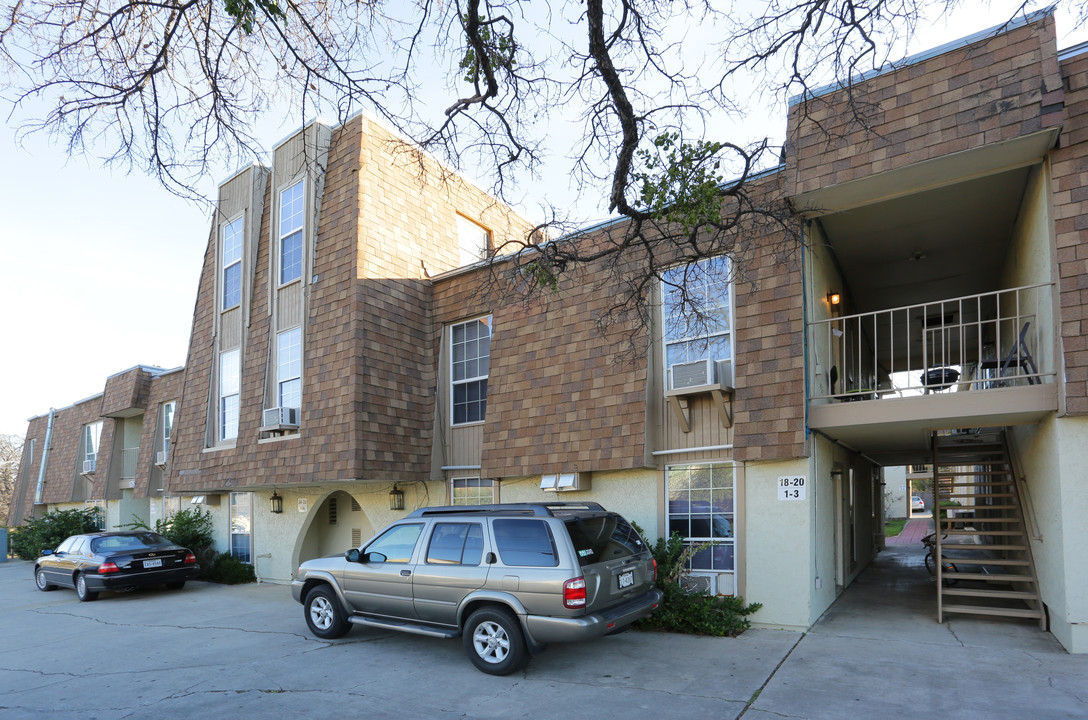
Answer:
xmin=1012 ymin=415 xmax=1088 ymax=653
xmin=884 ymin=466 xmax=909 ymax=519
xmin=744 ymin=457 xmax=814 ymax=630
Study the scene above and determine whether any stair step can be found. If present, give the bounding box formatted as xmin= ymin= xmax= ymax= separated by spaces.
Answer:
xmin=939 ymin=473 xmax=1011 ymax=478
xmin=942 ymin=604 xmax=1044 ymax=619
xmin=942 ymin=588 xmax=1039 ymax=600
xmin=941 ymin=544 xmax=1028 ymax=552
xmin=941 ymin=517 xmax=1022 ymax=523
xmin=946 ymin=572 xmax=1035 ymax=582
xmin=944 ymin=493 xmax=1014 ymax=498
xmin=942 ymin=530 xmax=1024 ymax=536
xmin=945 ymin=557 xmax=1031 ymax=566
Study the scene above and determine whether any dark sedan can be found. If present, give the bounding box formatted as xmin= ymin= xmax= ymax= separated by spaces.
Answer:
xmin=34 ymin=531 xmax=199 ymax=601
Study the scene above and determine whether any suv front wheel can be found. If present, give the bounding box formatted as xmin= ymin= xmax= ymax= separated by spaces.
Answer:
xmin=304 ymin=586 xmax=351 ymax=639
xmin=462 ymin=607 xmax=528 ymax=676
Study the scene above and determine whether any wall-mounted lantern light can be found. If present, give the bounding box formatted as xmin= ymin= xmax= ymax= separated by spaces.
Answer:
xmin=827 ymin=291 xmax=841 ymax=306
xmin=389 ymin=483 xmax=405 ymax=511
xmin=270 ymin=490 xmax=283 ymax=514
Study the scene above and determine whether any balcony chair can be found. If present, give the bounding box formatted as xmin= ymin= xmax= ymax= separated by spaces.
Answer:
xmin=999 ymin=321 xmax=1039 ymax=385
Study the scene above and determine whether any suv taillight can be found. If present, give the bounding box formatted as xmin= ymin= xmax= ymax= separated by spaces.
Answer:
xmin=652 ymin=557 xmax=657 ymax=582
xmin=563 ymin=577 xmax=587 ymax=609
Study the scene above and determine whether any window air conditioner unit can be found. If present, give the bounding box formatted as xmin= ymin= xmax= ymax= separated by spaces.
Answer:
xmin=681 ymin=573 xmax=715 ymax=595
xmin=263 ymin=407 xmax=299 ymax=428
xmin=82 ymin=457 xmax=97 ymax=474
xmin=670 ymin=359 xmax=713 ymax=390
xmin=156 ymin=451 xmax=169 ymax=466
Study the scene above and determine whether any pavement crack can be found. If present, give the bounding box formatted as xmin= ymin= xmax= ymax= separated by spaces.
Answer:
xmin=735 ymin=632 xmax=806 ymax=719
xmin=944 ymin=622 xmax=966 ymax=647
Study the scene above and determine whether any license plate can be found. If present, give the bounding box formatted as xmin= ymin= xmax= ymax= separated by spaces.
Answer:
xmin=143 ymin=559 xmax=163 ymax=569
xmin=618 ymin=571 xmax=634 ymax=589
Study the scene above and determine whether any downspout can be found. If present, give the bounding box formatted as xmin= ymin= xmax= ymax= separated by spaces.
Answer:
xmin=34 ymin=408 xmax=56 ymax=504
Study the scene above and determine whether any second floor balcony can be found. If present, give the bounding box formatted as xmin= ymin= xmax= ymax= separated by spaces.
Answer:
xmin=808 ymin=284 xmax=1058 ymax=465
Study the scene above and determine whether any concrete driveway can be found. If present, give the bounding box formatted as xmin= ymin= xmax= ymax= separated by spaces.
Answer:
xmin=1 ymin=545 xmax=1085 ymax=719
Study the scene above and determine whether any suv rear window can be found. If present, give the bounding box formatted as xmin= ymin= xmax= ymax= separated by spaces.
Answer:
xmin=564 ymin=515 xmax=644 ymax=567
xmin=492 ymin=519 xmax=558 ymax=567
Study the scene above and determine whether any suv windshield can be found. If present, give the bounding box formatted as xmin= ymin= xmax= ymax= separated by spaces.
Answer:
xmin=564 ymin=514 xmax=644 ymax=567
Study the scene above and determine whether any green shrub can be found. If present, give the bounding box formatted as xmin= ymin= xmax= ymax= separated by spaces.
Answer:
xmin=207 ymin=552 xmax=256 ymax=585
xmin=122 ymin=507 xmax=214 ymax=555
xmin=632 ymin=525 xmax=762 ymax=637
xmin=9 ymin=507 xmax=103 ymax=560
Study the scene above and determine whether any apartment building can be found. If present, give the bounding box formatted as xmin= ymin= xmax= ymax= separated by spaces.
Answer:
xmin=8 ymin=9 xmax=1087 ymax=652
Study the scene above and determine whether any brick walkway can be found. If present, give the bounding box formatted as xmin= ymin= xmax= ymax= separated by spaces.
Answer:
xmin=886 ymin=517 xmax=933 ymax=545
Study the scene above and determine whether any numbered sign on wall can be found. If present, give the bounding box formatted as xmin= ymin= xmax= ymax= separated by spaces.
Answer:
xmin=778 ymin=476 xmax=807 ymax=500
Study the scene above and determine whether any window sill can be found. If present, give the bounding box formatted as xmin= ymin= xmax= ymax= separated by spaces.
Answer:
xmin=258 ymin=432 xmax=300 ymax=444
xmin=204 ymin=440 xmax=237 ymax=453
xmin=451 ymin=420 xmax=485 ymax=429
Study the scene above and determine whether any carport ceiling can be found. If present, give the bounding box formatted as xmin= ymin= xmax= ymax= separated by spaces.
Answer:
xmin=818 ymin=167 xmax=1031 ymax=313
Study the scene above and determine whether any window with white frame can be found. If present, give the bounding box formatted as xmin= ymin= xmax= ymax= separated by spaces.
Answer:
xmin=666 ymin=462 xmax=735 ymax=574
xmin=457 ymin=215 xmax=490 ymax=266
xmin=230 ymin=492 xmax=253 ymax=563
xmin=150 ymin=495 xmax=181 ymax=528
xmin=221 ymin=216 xmax=244 ymax=310
xmin=452 ymin=478 xmax=495 ymax=505
xmin=279 ymin=180 xmax=304 ymax=285
xmin=451 ymin=316 xmax=491 ymax=425
xmin=83 ymin=422 xmax=102 ymax=473
xmin=662 ymin=255 xmax=732 ymax=380
xmin=277 ymin=327 xmax=302 ymax=409
xmin=86 ymin=499 xmax=106 ymax=530
xmin=219 ymin=349 xmax=240 ymax=441
xmin=160 ymin=401 xmax=175 ymax=459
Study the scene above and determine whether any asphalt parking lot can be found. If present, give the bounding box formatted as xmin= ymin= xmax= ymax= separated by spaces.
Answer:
xmin=1 ymin=546 xmax=1086 ymax=719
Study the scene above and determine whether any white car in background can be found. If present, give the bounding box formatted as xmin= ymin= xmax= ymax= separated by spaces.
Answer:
xmin=911 ymin=495 xmax=925 ymax=513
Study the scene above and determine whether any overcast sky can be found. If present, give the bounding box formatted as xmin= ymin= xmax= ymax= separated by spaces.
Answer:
xmin=2 ymin=2 xmax=1085 ymax=439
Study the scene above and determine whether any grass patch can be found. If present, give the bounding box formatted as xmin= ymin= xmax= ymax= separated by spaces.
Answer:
xmin=884 ymin=519 xmax=907 ymax=537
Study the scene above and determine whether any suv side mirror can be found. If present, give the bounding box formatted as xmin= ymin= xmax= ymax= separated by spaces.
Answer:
xmin=345 ymin=548 xmax=361 ymax=562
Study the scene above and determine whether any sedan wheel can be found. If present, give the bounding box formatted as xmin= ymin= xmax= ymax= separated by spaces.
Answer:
xmin=462 ymin=607 xmax=527 ymax=676
xmin=75 ymin=574 xmax=99 ymax=602
xmin=35 ymin=567 xmax=56 ymax=591
xmin=304 ymin=586 xmax=350 ymax=639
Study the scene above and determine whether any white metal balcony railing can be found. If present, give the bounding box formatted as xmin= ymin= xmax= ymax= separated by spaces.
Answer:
xmin=810 ymin=283 xmax=1054 ymax=402
xmin=121 ymin=447 xmax=139 ymax=480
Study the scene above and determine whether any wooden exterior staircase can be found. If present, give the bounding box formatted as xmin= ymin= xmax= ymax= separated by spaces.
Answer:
xmin=931 ymin=430 xmax=1046 ymax=629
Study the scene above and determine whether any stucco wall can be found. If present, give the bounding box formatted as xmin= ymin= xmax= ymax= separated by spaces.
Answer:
xmin=744 ymin=457 xmax=814 ymax=630
xmin=884 ymin=466 xmax=909 ymax=520
xmin=1011 ymin=415 xmax=1088 ymax=653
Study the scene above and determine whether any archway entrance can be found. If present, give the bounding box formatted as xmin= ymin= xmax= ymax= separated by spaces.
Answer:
xmin=295 ymin=490 xmax=374 ymax=565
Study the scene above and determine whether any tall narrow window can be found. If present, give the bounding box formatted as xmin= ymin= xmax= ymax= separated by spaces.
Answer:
xmin=667 ymin=463 xmax=735 ymax=575
xmin=221 ymin=216 xmax=244 ymax=310
xmin=83 ymin=422 xmax=102 ymax=473
xmin=451 ymin=316 xmax=491 ymax=425
xmin=279 ymin=180 xmax=304 ymax=285
xmin=457 ymin=215 xmax=490 ymax=266
xmin=160 ymin=401 xmax=175 ymax=460
xmin=230 ymin=492 xmax=253 ymax=563
xmin=662 ymin=255 xmax=732 ymax=382
xmin=276 ymin=327 xmax=302 ymax=410
xmin=219 ymin=349 xmax=240 ymax=441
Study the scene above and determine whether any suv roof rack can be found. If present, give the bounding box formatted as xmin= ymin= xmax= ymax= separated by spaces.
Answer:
xmin=407 ymin=501 xmax=606 ymax=518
